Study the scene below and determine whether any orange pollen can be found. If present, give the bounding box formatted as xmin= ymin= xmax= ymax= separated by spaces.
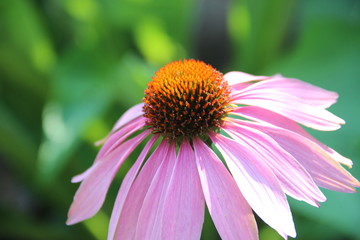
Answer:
xmin=142 ymin=59 xmax=231 ymax=139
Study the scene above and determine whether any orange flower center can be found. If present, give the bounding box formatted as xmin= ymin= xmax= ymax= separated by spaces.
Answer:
xmin=143 ymin=59 xmax=231 ymax=139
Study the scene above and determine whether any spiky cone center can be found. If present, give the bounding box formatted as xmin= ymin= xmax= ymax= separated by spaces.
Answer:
xmin=143 ymin=59 xmax=231 ymax=140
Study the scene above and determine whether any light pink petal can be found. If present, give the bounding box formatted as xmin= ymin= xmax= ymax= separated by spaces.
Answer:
xmin=134 ymin=142 xmax=177 ymax=239
xmin=210 ymin=133 xmax=296 ymax=239
xmin=107 ymin=135 xmax=158 ymax=240
xmin=113 ymin=139 xmax=170 ymax=239
xmin=111 ymin=103 xmax=144 ymax=132
xmin=325 ymin=149 xmax=353 ymax=168
xmin=96 ymin=117 xmax=146 ymax=160
xmin=229 ymin=119 xmax=360 ymax=192
xmin=264 ymin=130 xmax=360 ymax=192
xmin=95 ymin=103 xmax=145 ymax=146
xmin=224 ymin=72 xmax=268 ymax=92
xmin=231 ymin=89 xmax=344 ymax=131
xmin=193 ymin=138 xmax=258 ymax=240
xmin=72 ymin=117 xmax=146 ymax=183
xmin=235 ymin=77 xmax=338 ymax=108
xmin=223 ymin=122 xmax=326 ymax=206
xmin=135 ymin=141 xmax=205 ymax=240
xmin=66 ymin=130 xmax=150 ymax=225
xmin=224 ymin=71 xmax=268 ymax=85
xmin=232 ymin=106 xmax=353 ymax=167
xmin=160 ymin=140 xmax=205 ymax=240
xmin=71 ymin=166 xmax=94 ymax=184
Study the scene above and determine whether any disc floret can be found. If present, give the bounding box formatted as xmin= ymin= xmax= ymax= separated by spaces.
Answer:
xmin=143 ymin=59 xmax=231 ymax=139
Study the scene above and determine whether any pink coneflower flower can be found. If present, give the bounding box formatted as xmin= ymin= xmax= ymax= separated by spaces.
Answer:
xmin=67 ymin=59 xmax=359 ymax=239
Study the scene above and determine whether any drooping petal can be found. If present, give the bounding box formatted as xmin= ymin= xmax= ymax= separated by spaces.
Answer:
xmin=231 ymin=106 xmax=353 ymax=167
xmin=72 ymin=117 xmax=146 ymax=183
xmin=210 ymin=133 xmax=296 ymax=239
xmin=160 ymin=140 xmax=205 ymax=240
xmin=231 ymin=88 xmax=344 ymax=130
xmin=134 ymin=142 xmax=177 ymax=239
xmin=264 ymin=130 xmax=360 ymax=192
xmin=108 ymin=135 xmax=158 ymax=240
xmin=113 ymin=140 xmax=170 ymax=239
xmin=95 ymin=103 xmax=145 ymax=146
xmin=66 ymin=130 xmax=150 ymax=225
xmin=96 ymin=117 xmax=146 ymax=160
xmin=111 ymin=103 xmax=144 ymax=132
xmin=193 ymin=138 xmax=258 ymax=240
xmin=230 ymin=118 xmax=360 ymax=192
xmin=134 ymin=140 xmax=205 ymax=240
xmin=223 ymin=121 xmax=326 ymax=206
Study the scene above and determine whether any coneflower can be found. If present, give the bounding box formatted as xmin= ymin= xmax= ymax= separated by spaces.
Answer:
xmin=67 ymin=59 xmax=359 ymax=240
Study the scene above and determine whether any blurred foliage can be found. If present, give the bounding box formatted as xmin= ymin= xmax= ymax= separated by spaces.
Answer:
xmin=0 ymin=0 xmax=360 ymax=239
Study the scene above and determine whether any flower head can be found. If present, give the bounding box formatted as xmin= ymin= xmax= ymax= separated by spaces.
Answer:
xmin=143 ymin=59 xmax=231 ymax=139
xmin=67 ymin=59 xmax=360 ymax=240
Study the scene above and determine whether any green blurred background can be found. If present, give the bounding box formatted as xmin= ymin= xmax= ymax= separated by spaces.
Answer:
xmin=1 ymin=0 xmax=359 ymax=239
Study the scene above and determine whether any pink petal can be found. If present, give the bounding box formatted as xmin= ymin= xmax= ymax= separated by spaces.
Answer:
xmin=224 ymin=71 xmax=268 ymax=85
xmin=72 ymin=117 xmax=146 ymax=183
xmin=230 ymin=119 xmax=360 ymax=192
xmin=160 ymin=140 xmax=205 ymax=240
xmin=265 ymin=130 xmax=360 ymax=192
xmin=71 ymin=165 xmax=94 ymax=184
xmin=111 ymin=103 xmax=144 ymax=132
xmin=232 ymin=106 xmax=353 ymax=167
xmin=94 ymin=103 xmax=145 ymax=146
xmin=324 ymin=149 xmax=353 ymax=168
xmin=231 ymin=89 xmax=344 ymax=131
xmin=193 ymin=138 xmax=259 ymax=240
xmin=134 ymin=142 xmax=177 ymax=239
xmin=66 ymin=130 xmax=150 ymax=225
xmin=108 ymin=135 xmax=158 ymax=240
xmin=113 ymin=139 xmax=170 ymax=239
xmin=210 ymin=133 xmax=296 ymax=239
xmin=235 ymin=77 xmax=339 ymax=108
xmin=223 ymin=121 xmax=326 ymax=206
xmin=135 ymin=140 xmax=205 ymax=240
xmin=96 ymin=117 xmax=146 ymax=160
xmin=224 ymin=72 xmax=268 ymax=92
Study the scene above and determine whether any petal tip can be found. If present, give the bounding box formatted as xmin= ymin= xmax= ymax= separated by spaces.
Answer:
xmin=95 ymin=138 xmax=106 ymax=146
xmin=66 ymin=217 xmax=76 ymax=226
xmin=71 ymin=176 xmax=81 ymax=183
xmin=354 ymin=180 xmax=360 ymax=188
